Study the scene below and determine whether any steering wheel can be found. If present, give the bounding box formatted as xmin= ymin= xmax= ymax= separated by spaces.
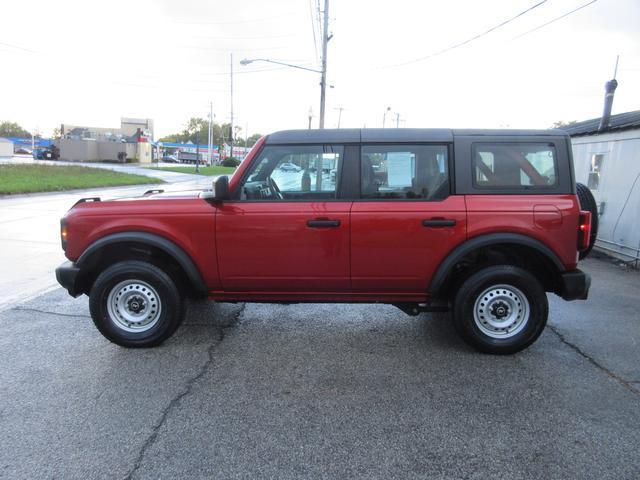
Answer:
xmin=267 ymin=176 xmax=283 ymax=199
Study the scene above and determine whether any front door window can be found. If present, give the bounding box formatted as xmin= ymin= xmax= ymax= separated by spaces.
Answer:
xmin=239 ymin=145 xmax=343 ymax=200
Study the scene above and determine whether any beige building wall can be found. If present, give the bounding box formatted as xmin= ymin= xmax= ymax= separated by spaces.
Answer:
xmin=0 ymin=138 xmax=13 ymax=157
xmin=59 ymin=139 xmax=98 ymax=161
xmin=60 ymin=139 xmax=139 ymax=162
xmin=97 ymin=142 xmax=128 ymax=161
xmin=137 ymin=142 xmax=152 ymax=163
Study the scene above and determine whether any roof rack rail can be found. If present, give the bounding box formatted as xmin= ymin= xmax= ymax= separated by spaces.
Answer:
xmin=73 ymin=197 xmax=101 ymax=207
xmin=143 ymin=189 xmax=164 ymax=195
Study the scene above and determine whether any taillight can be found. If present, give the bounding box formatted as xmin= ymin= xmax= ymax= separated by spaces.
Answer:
xmin=578 ymin=210 xmax=592 ymax=250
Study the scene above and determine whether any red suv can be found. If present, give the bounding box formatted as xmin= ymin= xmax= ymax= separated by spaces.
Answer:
xmin=56 ymin=129 xmax=592 ymax=354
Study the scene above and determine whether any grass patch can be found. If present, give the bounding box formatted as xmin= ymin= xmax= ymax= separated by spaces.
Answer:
xmin=151 ymin=166 xmax=236 ymax=176
xmin=0 ymin=164 xmax=161 ymax=195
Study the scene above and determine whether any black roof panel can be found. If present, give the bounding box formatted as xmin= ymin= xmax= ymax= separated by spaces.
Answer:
xmin=266 ymin=129 xmax=359 ymax=144
xmin=265 ymin=128 xmax=569 ymax=144
xmin=560 ymin=110 xmax=640 ymax=136
xmin=360 ymin=128 xmax=452 ymax=142
xmin=453 ymin=128 xmax=566 ymax=136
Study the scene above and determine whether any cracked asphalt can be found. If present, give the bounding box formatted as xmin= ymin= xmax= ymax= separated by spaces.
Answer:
xmin=0 ymin=255 xmax=639 ymax=479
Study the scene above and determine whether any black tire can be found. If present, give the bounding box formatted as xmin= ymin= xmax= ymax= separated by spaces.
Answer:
xmin=576 ymin=182 xmax=598 ymax=260
xmin=89 ymin=261 xmax=185 ymax=347
xmin=452 ymin=265 xmax=548 ymax=354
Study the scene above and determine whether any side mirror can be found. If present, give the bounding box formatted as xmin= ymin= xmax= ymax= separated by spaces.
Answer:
xmin=200 ymin=175 xmax=230 ymax=202
xmin=213 ymin=175 xmax=230 ymax=201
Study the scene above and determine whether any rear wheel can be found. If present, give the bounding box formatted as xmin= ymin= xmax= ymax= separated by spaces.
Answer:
xmin=452 ymin=265 xmax=548 ymax=354
xmin=576 ymin=182 xmax=598 ymax=259
xmin=89 ymin=261 xmax=185 ymax=347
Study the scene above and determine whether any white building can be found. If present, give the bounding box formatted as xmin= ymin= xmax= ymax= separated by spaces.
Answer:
xmin=564 ymin=110 xmax=640 ymax=263
xmin=0 ymin=137 xmax=14 ymax=157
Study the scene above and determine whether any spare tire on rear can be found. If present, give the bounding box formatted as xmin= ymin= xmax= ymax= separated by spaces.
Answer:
xmin=576 ymin=182 xmax=598 ymax=259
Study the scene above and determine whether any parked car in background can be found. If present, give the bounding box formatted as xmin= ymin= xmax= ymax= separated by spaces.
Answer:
xmin=56 ymin=128 xmax=596 ymax=354
xmin=279 ymin=162 xmax=301 ymax=172
xmin=32 ymin=145 xmax=59 ymax=160
xmin=162 ymin=154 xmax=180 ymax=163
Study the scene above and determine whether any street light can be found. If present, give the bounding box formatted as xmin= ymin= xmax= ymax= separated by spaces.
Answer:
xmin=382 ymin=107 xmax=392 ymax=128
xmin=241 ymin=58 xmax=327 ymax=128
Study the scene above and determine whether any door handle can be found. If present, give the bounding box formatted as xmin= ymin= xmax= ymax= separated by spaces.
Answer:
xmin=307 ymin=219 xmax=341 ymax=228
xmin=422 ymin=218 xmax=456 ymax=228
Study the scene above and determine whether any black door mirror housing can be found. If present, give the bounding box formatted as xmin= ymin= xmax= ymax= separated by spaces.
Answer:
xmin=213 ymin=175 xmax=230 ymax=201
xmin=200 ymin=175 xmax=231 ymax=202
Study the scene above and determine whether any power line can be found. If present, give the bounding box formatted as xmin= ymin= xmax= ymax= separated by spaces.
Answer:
xmin=513 ymin=0 xmax=599 ymax=39
xmin=385 ymin=0 xmax=548 ymax=68
xmin=174 ymin=33 xmax=297 ymax=40
xmin=309 ymin=0 xmax=319 ymax=62
xmin=174 ymin=45 xmax=289 ymax=52
xmin=170 ymin=12 xmax=297 ymax=25
xmin=0 ymin=41 xmax=37 ymax=53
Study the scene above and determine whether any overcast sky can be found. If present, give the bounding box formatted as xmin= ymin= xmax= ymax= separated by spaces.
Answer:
xmin=1 ymin=0 xmax=639 ymax=139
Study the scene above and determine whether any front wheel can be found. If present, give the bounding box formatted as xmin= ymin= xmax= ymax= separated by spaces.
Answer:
xmin=89 ymin=261 xmax=185 ymax=347
xmin=452 ymin=265 xmax=548 ymax=354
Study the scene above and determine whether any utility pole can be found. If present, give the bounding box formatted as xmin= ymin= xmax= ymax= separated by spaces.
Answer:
xmin=334 ymin=106 xmax=344 ymax=128
xmin=230 ymin=53 xmax=234 ymax=159
xmin=396 ymin=112 xmax=400 ymax=128
xmin=319 ymin=0 xmax=329 ymax=129
xmin=207 ymin=101 xmax=213 ymax=166
xmin=195 ymin=131 xmax=200 ymax=174
xmin=308 ymin=107 xmax=313 ymax=129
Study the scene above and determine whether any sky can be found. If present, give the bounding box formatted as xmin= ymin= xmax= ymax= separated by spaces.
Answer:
xmin=1 ymin=0 xmax=639 ymax=139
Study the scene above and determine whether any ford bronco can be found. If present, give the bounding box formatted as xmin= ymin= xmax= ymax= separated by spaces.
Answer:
xmin=56 ymin=129 xmax=593 ymax=354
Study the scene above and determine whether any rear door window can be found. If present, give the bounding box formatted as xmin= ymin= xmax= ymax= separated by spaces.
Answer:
xmin=473 ymin=143 xmax=557 ymax=189
xmin=360 ymin=144 xmax=449 ymax=200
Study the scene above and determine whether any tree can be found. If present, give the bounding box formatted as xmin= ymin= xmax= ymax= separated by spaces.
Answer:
xmin=0 ymin=121 xmax=31 ymax=138
xmin=159 ymin=118 xmax=257 ymax=146
xmin=246 ymin=133 xmax=262 ymax=147
xmin=550 ymin=120 xmax=577 ymax=129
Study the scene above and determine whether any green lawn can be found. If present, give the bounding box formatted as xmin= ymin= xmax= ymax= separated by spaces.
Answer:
xmin=0 ymin=164 xmax=162 ymax=195
xmin=151 ymin=166 xmax=236 ymax=176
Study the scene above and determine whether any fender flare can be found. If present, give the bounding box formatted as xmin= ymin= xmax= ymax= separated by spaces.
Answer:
xmin=428 ymin=233 xmax=566 ymax=296
xmin=76 ymin=231 xmax=207 ymax=294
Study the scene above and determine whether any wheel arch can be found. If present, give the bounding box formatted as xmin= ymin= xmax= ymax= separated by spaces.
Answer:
xmin=429 ymin=233 xmax=566 ymax=298
xmin=75 ymin=231 xmax=207 ymax=296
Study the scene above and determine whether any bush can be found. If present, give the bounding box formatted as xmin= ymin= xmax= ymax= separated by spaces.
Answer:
xmin=221 ymin=157 xmax=240 ymax=167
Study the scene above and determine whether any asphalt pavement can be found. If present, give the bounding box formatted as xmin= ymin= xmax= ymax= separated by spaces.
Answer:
xmin=0 ymin=256 xmax=638 ymax=479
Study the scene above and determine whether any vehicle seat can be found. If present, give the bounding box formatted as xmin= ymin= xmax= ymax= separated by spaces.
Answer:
xmin=361 ymin=156 xmax=378 ymax=196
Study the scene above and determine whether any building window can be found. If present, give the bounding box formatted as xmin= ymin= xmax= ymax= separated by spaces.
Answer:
xmin=588 ymin=154 xmax=604 ymax=191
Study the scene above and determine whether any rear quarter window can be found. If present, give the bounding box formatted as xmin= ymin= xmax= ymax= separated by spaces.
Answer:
xmin=473 ymin=143 xmax=557 ymax=189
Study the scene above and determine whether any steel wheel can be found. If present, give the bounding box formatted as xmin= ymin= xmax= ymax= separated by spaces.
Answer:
xmin=106 ymin=279 xmax=162 ymax=333
xmin=472 ymin=284 xmax=530 ymax=339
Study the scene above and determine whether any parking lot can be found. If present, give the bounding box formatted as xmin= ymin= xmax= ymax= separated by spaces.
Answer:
xmin=0 ymin=254 xmax=638 ymax=479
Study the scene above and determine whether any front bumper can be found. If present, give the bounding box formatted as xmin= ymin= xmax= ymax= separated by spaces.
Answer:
xmin=55 ymin=261 xmax=82 ymax=297
xmin=558 ymin=269 xmax=591 ymax=301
